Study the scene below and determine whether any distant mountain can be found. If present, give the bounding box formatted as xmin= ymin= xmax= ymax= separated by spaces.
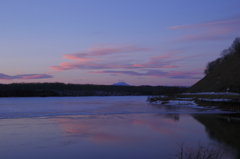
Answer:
xmin=112 ymin=82 xmax=131 ymax=86
xmin=186 ymin=37 xmax=240 ymax=93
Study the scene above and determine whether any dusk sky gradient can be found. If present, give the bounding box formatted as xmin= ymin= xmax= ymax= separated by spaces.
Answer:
xmin=1 ymin=0 xmax=240 ymax=86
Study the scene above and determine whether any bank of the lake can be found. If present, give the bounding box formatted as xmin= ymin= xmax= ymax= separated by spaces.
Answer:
xmin=147 ymin=92 xmax=240 ymax=111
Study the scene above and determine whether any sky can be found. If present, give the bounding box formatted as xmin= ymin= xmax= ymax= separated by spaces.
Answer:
xmin=1 ymin=0 xmax=240 ymax=86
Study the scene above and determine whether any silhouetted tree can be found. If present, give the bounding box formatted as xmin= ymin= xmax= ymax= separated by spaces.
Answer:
xmin=204 ymin=37 xmax=240 ymax=75
xmin=231 ymin=37 xmax=240 ymax=55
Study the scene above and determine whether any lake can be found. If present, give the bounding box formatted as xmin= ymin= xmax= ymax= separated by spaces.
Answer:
xmin=0 ymin=96 xmax=239 ymax=159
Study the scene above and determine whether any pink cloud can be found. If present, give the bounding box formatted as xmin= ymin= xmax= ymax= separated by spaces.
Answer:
xmin=86 ymin=44 xmax=150 ymax=55
xmin=164 ymin=65 xmax=179 ymax=68
xmin=177 ymin=28 xmax=236 ymax=41
xmin=151 ymin=54 xmax=175 ymax=59
xmin=63 ymin=54 xmax=97 ymax=62
xmin=50 ymin=66 xmax=67 ymax=71
xmin=50 ymin=44 xmax=205 ymax=81
xmin=168 ymin=19 xmax=240 ymax=30
xmin=50 ymin=50 xmax=184 ymax=71
xmin=50 ymin=58 xmax=181 ymax=71
xmin=130 ymin=54 xmax=181 ymax=69
xmin=63 ymin=44 xmax=150 ymax=60
xmin=22 ymin=74 xmax=47 ymax=79
xmin=167 ymin=71 xmax=202 ymax=79
xmin=169 ymin=17 xmax=240 ymax=42
xmin=0 ymin=73 xmax=53 ymax=80
xmin=90 ymin=70 xmax=154 ymax=76
xmin=51 ymin=44 xmax=154 ymax=71
xmin=89 ymin=70 xmax=202 ymax=79
xmin=51 ymin=62 xmax=112 ymax=71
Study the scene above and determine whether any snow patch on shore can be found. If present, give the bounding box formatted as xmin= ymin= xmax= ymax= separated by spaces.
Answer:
xmin=198 ymin=98 xmax=232 ymax=102
xmin=183 ymin=92 xmax=239 ymax=95
xmin=154 ymin=100 xmax=198 ymax=107
xmin=167 ymin=100 xmax=197 ymax=106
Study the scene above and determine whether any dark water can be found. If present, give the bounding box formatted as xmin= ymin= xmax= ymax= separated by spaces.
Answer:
xmin=0 ymin=96 xmax=239 ymax=159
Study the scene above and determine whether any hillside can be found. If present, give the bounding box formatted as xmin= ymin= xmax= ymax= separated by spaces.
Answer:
xmin=187 ymin=37 xmax=240 ymax=93
xmin=187 ymin=54 xmax=240 ymax=93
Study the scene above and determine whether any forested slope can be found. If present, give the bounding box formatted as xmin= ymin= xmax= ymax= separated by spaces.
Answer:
xmin=187 ymin=37 xmax=240 ymax=93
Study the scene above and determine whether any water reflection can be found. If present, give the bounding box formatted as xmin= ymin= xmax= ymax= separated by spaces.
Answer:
xmin=0 ymin=113 xmax=238 ymax=159
xmin=56 ymin=114 xmax=181 ymax=145
xmin=0 ymin=96 xmax=239 ymax=159
xmin=193 ymin=114 xmax=240 ymax=158
xmin=150 ymin=101 xmax=237 ymax=114
xmin=163 ymin=113 xmax=180 ymax=121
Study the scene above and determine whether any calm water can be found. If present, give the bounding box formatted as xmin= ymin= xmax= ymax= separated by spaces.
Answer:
xmin=0 ymin=96 xmax=239 ymax=159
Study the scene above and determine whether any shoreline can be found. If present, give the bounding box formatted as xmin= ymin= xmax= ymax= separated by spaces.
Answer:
xmin=147 ymin=92 xmax=240 ymax=111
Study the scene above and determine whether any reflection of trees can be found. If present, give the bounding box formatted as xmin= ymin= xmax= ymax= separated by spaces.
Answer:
xmin=150 ymin=104 xmax=180 ymax=121
xmin=194 ymin=100 xmax=240 ymax=111
xmin=193 ymin=114 xmax=240 ymax=158
xmin=151 ymin=103 xmax=181 ymax=111
xmin=151 ymin=104 xmax=181 ymax=121
xmin=164 ymin=113 xmax=179 ymax=121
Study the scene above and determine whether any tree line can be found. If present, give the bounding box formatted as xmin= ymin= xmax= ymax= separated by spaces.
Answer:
xmin=0 ymin=82 xmax=188 ymax=97
xmin=204 ymin=37 xmax=240 ymax=75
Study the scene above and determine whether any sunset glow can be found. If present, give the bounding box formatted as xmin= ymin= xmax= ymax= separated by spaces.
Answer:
xmin=1 ymin=0 xmax=240 ymax=86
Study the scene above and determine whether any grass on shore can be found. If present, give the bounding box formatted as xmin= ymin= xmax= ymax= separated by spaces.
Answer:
xmin=147 ymin=93 xmax=240 ymax=110
xmin=174 ymin=142 xmax=225 ymax=159
xmin=178 ymin=93 xmax=240 ymax=100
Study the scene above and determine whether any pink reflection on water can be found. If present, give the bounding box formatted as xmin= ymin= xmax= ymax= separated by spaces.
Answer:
xmin=130 ymin=117 xmax=184 ymax=137
xmin=89 ymin=132 xmax=137 ymax=144
xmin=56 ymin=114 xmax=199 ymax=146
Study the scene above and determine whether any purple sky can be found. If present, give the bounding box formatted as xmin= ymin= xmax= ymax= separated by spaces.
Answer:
xmin=1 ymin=0 xmax=240 ymax=86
